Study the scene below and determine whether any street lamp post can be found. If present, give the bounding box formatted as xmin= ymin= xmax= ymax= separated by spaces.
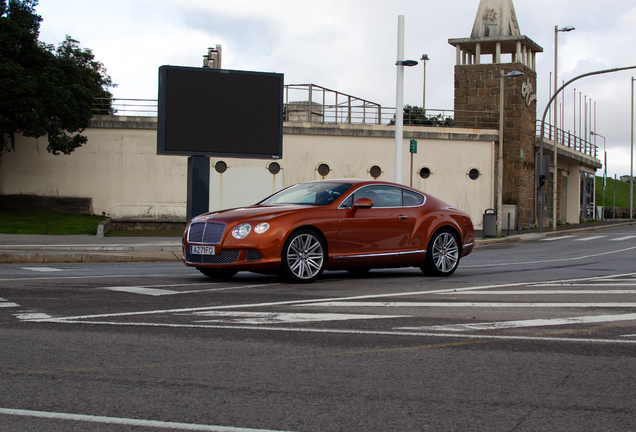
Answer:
xmin=631 ymin=77 xmax=634 ymax=221
xmin=591 ymin=131 xmax=606 ymax=220
xmin=552 ymin=25 xmax=575 ymax=230
xmin=394 ymin=15 xmax=418 ymax=185
xmin=421 ymin=54 xmax=429 ymax=114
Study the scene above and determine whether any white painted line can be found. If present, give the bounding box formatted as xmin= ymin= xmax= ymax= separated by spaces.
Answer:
xmin=104 ymin=286 xmax=179 ymax=296
xmin=303 ymin=302 xmax=636 ymax=308
xmin=610 ymin=235 xmax=636 ymax=241
xmin=573 ymin=235 xmax=607 ymax=241
xmin=185 ymin=311 xmax=406 ymax=325
xmin=527 ymin=283 xmax=636 ymax=288
xmin=462 ymin=245 xmax=636 ymax=268
xmin=445 ymin=290 xmax=636 ymax=295
xmin=31 ymin=319 xmax=636 ymax=345
xmin=399 ymin=313 xmax=636 ymax=332
xmin=0 ymin=407 xmax=287 ymax=431
xmin=14 ymin=312 xmax=53 ymax=320
xmin=103 ymin=283 xmax=283 ymax=296
xmin=0 ymin=274 xmax=175 ymax=282
xmin=539 ymin=235 xmax=577 ymax=241
xmin=21 ymin=267 xmax=63 ymax=272
xmin=21 ymin=272 xmax=636 ymax=322
xmin=0 ymin=302 xmax=19 ymax=308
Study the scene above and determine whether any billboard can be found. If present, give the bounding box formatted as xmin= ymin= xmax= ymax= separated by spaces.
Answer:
xmin=157 ymin=66 xmax=283 ymax=159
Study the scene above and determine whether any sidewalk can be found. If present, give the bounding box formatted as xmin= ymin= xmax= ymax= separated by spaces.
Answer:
xmin=0 ymin=220 xmax=634 ymax=264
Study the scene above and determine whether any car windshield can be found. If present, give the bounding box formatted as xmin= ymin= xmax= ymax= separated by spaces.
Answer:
xmin=259 ymin=182 xmax=352 ymax=206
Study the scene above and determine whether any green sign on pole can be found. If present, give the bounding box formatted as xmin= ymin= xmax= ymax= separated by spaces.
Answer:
xmin=409 ymin=139 xmax=417 ymax=154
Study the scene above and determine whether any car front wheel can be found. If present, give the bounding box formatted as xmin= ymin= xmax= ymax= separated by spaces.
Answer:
xmin=421 ymin=228 xmax=460 ymax=277
xmin=280 ymin=229 xmax=326 ymax=283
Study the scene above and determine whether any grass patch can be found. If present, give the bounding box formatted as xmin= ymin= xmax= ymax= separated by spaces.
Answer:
xmin=596 ymin=176 xmax=636 ymax=208
xmin=0 ymin=209 xmax=107 ymax=235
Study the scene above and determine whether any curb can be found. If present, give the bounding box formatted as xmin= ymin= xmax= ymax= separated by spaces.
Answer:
xmin=0 ymin=251 xmax=181 ymax=264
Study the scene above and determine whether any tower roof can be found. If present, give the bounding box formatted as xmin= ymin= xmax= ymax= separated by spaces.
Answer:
xmin=471 ymin=0 xmax=520 ymax=39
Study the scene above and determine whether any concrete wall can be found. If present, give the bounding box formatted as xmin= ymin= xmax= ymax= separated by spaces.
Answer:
xmin=0 ymin=119 xmax=496 ymax=228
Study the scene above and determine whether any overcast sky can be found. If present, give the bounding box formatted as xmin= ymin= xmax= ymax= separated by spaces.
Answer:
xmin=36 ymin=0 xmax=636 ymax=178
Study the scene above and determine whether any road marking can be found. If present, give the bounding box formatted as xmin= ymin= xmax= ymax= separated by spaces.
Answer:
xmin=184 ymin=311 xmax=405 ymax=325
xmin=0 ymin=407 xmax=287 ymax=431
xmin=539 ymin=235 xmax=577 ymax=241
xmin=462 ymin=245 xmax=636 ymax=268
xmin=21 ymin=267 xmax=64 ymax=272
xmin=104 ymin=283 xmax=282 ymax=296
xmin=573 ymin=235 xmax=607 ymax=241
xmin=610 ymin=235 xmax=636 ymax=241
xmin=13 ymin=312 xmax=54 ymax=320
xmin=0 ymin=298 xmax=19 ymax=308
xmin=446 ymin=290 xmax=636 ymax=294
xmin=303 ymin=302 xmax=636 ymax=308
xmin=399 ymin=313 xmax=636 ymax=332
xmin=26 ymin=319 xmax=636 ymax=345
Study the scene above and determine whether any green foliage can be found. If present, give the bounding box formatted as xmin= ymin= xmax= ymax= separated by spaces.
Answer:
xmin=389 ymin=105 xmax=454 ymax=127
xmin=0 ymin=0 xmax=116 ymax=155
xmin=0 ymin=209 xmax=106 ymax=235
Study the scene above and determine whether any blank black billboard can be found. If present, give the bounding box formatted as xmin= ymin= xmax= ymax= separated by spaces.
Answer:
xmin=157 ymin=66 xmax=283 ymax=159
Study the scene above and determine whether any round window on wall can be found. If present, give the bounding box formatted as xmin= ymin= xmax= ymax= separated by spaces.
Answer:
xmin=369 ymin=165 xmax=382 ymax=179
xmin=419 ymin=167 xmax=431 ymax=179
xmin=317 ymin=163 xmax=331 ymax=177
xmin=268 ymin=162 xmax=281 ymax=175
xmin=215 ymin=161 xmax=227 ymax=174
xmin=468 ymin=168 xmax=480 ymax=180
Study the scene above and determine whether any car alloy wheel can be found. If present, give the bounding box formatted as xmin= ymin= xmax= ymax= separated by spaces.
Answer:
xmin=422 ymin=228 xmax=460 ymax=277
xmin=281 ymin=229 xmax=326 ymax=283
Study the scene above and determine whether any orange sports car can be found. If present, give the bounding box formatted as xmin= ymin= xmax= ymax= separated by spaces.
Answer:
xmin=183 ymin=179 xmax=474 ymax=283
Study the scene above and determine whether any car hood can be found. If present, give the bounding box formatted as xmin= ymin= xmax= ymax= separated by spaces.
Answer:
xmin=191 ymin=205 xmax=313 ymax=224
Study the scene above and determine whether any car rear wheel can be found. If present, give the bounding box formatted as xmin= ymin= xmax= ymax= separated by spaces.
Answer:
xmin=280 ymin=229 xmax=326 ymax=283
xmin=421 ymin=228 xmax=460 ymax=277
xmin=197 ymin=268 xmax=238 ymax=279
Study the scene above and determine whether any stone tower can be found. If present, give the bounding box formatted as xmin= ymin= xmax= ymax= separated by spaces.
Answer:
xmin=449 ymin=0 xmax=543 ymax=226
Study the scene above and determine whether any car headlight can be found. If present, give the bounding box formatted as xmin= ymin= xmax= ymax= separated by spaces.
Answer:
xmin=232 ymin=223 xmax=251 ymax=239
xmin=254 ymin=222 xmax=270 ymax=234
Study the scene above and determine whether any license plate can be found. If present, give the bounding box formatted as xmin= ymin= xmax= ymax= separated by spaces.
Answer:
xmin=191 ymin=245 xmax=216 ymax=255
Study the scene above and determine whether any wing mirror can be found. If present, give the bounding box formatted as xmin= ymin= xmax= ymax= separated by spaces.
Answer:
xmin=352 ymin=198 xmax=374 ymax=212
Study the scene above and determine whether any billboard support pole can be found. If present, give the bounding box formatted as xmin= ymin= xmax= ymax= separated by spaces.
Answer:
xmin=186 ymin=156 xmax=210 ymax=220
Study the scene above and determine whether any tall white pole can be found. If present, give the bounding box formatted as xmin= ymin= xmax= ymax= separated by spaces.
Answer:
xmin=631 ymin=77 xmax=634 ymax=221
xmin=497 ymin=71 xmax=504 ymax=236
xmin=552 ymin=25 xmax=559 ymax=230
xmin=394 ymin=15 xmax=405 ymax=184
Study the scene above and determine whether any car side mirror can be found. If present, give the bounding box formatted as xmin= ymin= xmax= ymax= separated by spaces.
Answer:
xmin=352 ymin=198 xmax=374 ymax=212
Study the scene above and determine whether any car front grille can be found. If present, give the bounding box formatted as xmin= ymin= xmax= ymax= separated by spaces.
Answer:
xmin=246 ymin=250 xmax=262 ymax=261
xmin=188 ymin=222 xmax=225 ymax=244
xmin=186 ymin=249 xmax=240 ymax=264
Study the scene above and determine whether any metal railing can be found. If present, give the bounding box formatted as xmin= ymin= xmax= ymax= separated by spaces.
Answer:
xmin=536 ymin=121 xmax=598 ymax=159
xmin=93 ymin=98 xmax=158 ymax=117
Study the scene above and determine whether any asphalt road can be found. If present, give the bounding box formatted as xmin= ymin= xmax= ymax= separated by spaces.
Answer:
xmin=1 ymin=225 xmax=636 ymax=431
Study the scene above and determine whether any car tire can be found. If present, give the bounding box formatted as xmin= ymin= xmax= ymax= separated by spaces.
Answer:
xmin=280 ymin=229 xmax=327 ymax=283
xmin=197 ymin=268 xmax=238 ymax=279
xmin=421 ymin=228 xmax=460 ymax=277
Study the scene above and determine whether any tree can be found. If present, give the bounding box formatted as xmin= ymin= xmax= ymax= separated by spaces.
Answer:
xmin=389 ymin=105 xmax=455 ymax=127
xmin=0 ymin=0 xmax=116 ymax=155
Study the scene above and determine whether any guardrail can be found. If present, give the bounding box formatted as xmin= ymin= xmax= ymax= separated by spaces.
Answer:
xmin=536 ymin=121 xmax=598 ymax=159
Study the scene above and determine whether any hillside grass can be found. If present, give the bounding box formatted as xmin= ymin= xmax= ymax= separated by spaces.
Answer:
xmin=595 ymin=176 xmax=636 ymax=208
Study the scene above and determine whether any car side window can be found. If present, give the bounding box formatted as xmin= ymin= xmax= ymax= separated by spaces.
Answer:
xmin=353 ymin=185 xmax=402 ymax=208
xmin=403 ymin=189 xmax=424 ymax=206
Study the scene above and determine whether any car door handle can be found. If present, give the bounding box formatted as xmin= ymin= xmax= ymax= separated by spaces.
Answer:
xmin=397 ymin=215 xmax=408 ymax=220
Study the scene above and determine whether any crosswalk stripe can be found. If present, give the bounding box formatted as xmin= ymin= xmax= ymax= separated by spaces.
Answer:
xmin=540 ymin=235 xmax=577 ymax=241
xmin=399 ymin=313 xmax=636 ymax=332
xmin=610 ymin=235 xmax=636 ymax=241
xmin=574 ymin=235 xmax=607 ymax=241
